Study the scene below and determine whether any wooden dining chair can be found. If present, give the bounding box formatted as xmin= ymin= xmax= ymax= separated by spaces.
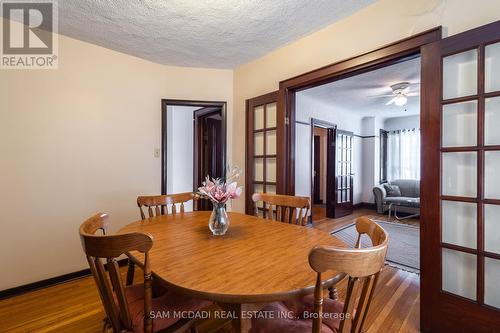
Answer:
xmin=251 ymin=193 xmax=311 ymax=226
xmin=79 ymin=213 xmax=212 ymax=333
xmin=128 ymin=193 xmax=198 ymax=285
xmin=250 ymin=217 xmax=388 ymax=333
xmin=137 ymin=192 xmax=198 ymax=219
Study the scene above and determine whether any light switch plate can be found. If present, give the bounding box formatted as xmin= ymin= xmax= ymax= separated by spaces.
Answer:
xmin=154 ymin=148 xmax=160 ymax=158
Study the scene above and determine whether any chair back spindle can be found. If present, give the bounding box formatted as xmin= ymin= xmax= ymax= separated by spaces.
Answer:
xmin=309 ymin=217 xmax=388 ymax=333
xmin=79 ymin=213 xmax=154 ymax=333
xmin=251 ymin=193 xmax=310 ymax=226
xmin=137 ymin=193 xmax=198 ymax=220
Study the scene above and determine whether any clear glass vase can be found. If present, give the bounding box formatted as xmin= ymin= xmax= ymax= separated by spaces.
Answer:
xmin=208 ymin=202 xmax=230 ymax=236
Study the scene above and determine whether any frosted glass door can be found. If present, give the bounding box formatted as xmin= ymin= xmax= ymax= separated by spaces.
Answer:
xmin=421 ymin=21 xmax=500 ymax=332
xmin=439 ymin=41 xmax=500 ymax=311
xmin=246 ymin=93 xmax=278 ymax=215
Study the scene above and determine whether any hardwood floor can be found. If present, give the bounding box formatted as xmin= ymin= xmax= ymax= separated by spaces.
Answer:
xmin=312 ymin=206 xmax=420 ymax=233
xmin=0 ymin=209 xmax=420 ymax=332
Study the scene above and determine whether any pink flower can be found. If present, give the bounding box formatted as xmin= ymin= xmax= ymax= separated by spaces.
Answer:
xmin=197 ymin=168 xmax=243 ymax=204
xmin=226 ymin=182 xmax=242 ymax=199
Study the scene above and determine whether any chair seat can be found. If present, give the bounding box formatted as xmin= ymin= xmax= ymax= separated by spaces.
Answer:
xmin=250 ymin=295 xmax=345 ymax=333
xmin=125 ymin=283 xmax=212 ymax=333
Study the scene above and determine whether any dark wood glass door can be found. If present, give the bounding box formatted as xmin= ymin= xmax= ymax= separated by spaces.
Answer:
xmin=245 ymin=92 xmax=278 ymax=215
xmin=334 ymin=129 xmax=353 ymax=218
xmin=194 ymin=107 xmax=224 ymax=211
xmin=421 ymin=20 xmax=500 ymax=332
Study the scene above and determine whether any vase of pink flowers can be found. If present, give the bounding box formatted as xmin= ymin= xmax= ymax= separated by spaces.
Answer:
xmin=198 ymin=166 xmax=242 ymax=236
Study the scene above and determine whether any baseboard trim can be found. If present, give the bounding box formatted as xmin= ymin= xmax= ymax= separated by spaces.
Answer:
xmin=0 ymin=258 xmax=128 ymax=300
xmin=354 ymin=202 xmax=377 ymax=210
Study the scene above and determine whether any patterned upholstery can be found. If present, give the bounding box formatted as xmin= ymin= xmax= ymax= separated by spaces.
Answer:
xmin=250 ymin=295 xmax=345 ymax=333
xmin=123 ymin=283 xmax=212 ymax=333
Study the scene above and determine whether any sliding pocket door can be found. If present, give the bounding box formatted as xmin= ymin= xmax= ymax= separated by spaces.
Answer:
xmin=421 ymin=20 xmax=500 ymax=332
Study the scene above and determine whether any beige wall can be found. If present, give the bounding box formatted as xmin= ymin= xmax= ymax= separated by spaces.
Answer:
xmin=0 ymin=19 xmax=233 ymax=290
xmin=232 ymin=0 xmax=500 ymax=212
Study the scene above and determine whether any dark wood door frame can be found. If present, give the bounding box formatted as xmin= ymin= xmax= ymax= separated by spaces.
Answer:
xmin=161 ymin=99 xmax=227 ymax=195
xmin=277 ymin=27 xmax=442 ymax=196
xmin=310 ymin=118 xmax=336 ymax=219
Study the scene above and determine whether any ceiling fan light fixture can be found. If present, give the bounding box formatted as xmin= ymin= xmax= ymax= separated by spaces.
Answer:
xmin=394 ymin=95 xmax=408 ymax=106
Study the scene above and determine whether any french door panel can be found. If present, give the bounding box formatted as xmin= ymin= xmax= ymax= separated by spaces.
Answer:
xmin=245 ymin=91 xmax=279 ymax=215
xmin=421 ymin=20 xmax=500 ymax=332
xmin=334 ymin=129 xmax=354 ymax=218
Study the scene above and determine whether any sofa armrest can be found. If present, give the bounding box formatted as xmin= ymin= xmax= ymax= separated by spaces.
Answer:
xmin=373 ymin=184 xmax=387 ymax=214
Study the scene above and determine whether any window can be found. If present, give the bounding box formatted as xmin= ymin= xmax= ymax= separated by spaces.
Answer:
xmin=380 ymin=129 xmax=388 ymax=183
xmin=381 ymin=128 xmax=420 ymax=182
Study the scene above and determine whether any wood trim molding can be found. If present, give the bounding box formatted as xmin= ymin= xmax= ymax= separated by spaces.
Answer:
xmin=278 ymin=27 xmax=442 ymax=196
xmin=279 ymin=27 xmax=442 ymax=91
xmin=0 ymin=259 xmax=128 ymax=300
xmin=161 ymin=99 xmax=227 ymax=195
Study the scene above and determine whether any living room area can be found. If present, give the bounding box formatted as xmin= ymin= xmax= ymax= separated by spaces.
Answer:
xmin=294 ymin=55 xmax=421 ymax=273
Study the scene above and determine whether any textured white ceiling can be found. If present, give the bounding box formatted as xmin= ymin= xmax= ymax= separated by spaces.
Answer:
xmin=298 ymin=57 xmax=421 ymax=118
xmin=54 ymin=0 xmax=376 ymax=68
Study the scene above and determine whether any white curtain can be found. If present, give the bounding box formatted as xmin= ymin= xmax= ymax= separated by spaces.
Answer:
xmin=387 ymin=129 xmax=420 ymax=181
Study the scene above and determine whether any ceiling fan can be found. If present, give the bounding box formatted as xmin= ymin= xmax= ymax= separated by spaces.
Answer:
xmin=370 ymin=82 xmax=419 ymax=106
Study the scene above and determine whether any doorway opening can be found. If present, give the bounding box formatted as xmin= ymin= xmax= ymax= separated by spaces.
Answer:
xmin=161 ymin=99 xmax=227 ymax=210
xmin=310 ymin=119 xmax=336 ymax=221
xmin=294 ymin=57 xmax=423 ymax=291
xmin=298 ymin=56 xmax=422 ymax=227
xmin=273 ymin=27 xmax=441 ymax=333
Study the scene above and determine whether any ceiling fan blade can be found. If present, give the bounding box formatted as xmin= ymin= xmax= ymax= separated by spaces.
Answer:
xmin=403 ymin=83 xmax=420 ymax=92
xmin=355 ymin=84 xmax=388 ymax=89
xmin=385 ymin=97 xmax=396 ymax=105
xmin=368 ymin=94 xmax=395 ymax=98
xmin=406 ymin=92 xmax=419 ymax=96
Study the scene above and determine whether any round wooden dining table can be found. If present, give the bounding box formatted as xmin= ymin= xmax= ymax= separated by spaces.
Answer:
xmin=119 ymin=211 xmax=346 ymax=333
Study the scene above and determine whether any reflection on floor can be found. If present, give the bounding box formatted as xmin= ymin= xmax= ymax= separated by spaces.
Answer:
xmin=312 ymin=204 xmax=327 ymax=220
xmin=0 ymin=208 xmax=420 ymax=333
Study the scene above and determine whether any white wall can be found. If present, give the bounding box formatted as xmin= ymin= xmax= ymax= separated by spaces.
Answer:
xmin=0 ymin=18 xmax=233 ymax=291
xmin=384 ymin=115 xmax=420 ymax=131
xmin=360 ymin=116 xmax=384 ymax=203
xmin=295 ymin=93 xmax=364 ymax=204
xmin=166 ymin=106 xmax=198 ymax=195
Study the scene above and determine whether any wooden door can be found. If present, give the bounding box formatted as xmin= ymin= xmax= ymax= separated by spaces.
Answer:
xmin=194 ymin=108 xmax=224 ymax=210
xmin=245 ymin=92 xmax=278 ymax=215
xmin=313 ymin=135 xmax=321 ymax=204
xmin=421 ymin=20 xmax=500 ymax=332
xmin=334 ymin=129 xmax=353 ymax=218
